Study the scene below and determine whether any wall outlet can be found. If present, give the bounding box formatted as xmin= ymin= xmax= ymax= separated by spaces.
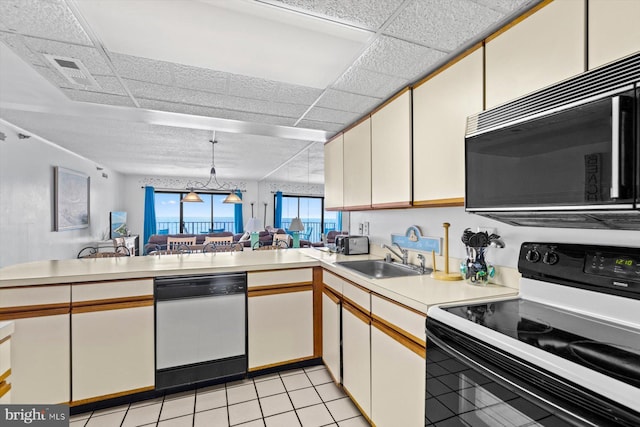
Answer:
xmin=358 ymin=223 xmax=364 ymax=234
xmin=363 ymin=221 xmax=370 ymax=235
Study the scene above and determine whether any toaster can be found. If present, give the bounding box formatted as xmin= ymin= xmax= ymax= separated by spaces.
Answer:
xmin=337 ymin=236 xmax=369 ymax=255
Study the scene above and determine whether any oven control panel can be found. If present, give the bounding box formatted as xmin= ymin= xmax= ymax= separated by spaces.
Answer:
xmin=519 ymin=242 xmax=640 ymax=299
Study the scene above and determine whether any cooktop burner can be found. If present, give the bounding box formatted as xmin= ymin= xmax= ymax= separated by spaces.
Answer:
xmin=444 ymin=298 xmax=640 ymax=388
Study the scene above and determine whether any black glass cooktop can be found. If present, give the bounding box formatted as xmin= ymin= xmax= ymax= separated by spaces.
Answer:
xmin=444 ymin=299 xmax=640 ymax=388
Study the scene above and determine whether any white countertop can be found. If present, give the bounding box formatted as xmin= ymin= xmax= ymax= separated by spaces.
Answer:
xmin=0 ymin=248 xmax=519 ymax=314
xmin=0 ymin=321 xmax=14 ymax=341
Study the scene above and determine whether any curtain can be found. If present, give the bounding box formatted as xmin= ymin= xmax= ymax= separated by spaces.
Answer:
xmin=336 ymin=211 xmax=343 ymax=232
xmin=274 ymin=191 xmax=283 ymax=228
xmin=234 ymin=190 xmax=243 ymax=233
xmin=143 ymin=186 xmax=157 ymax=243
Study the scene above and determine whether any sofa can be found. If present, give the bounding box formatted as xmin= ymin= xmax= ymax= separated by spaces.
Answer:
xmin=144 ymin=230 xmax=290 ymax=254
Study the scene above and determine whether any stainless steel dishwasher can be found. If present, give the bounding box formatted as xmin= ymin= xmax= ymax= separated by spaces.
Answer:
xmin=154 ymin=273 xmax=247 ymax=390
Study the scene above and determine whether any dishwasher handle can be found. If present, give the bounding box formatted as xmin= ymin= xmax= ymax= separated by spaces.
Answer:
xmin=155 ymin=273 xmax=246 ymax=301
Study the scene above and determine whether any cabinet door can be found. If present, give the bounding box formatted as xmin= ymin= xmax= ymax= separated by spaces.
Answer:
xmin=72 ymin=305 xmax=154 ymax=402
xmin=9 ymin=314 xmax=70 ymax=403
xmin=322 ymin=290 xmax=341 ymax=384
xmin=413 ymin=48 xmax=483 ymax=205
xmin=588 ymin=0 xmax=640 ymax=69
xmin=343 ymin=118 xmax=372 ymax=210
xmin=485 ymin=0 xmax=585 ymax=108
xmin=248 ymin=290 xmax=314 ymax=370
xmin=324 ymin=134 xmax=344 ymax=210
xmin=371 ymin=324 xmax=425 ymax=427
xmin=342 ymin=303 xmax=371 ymax=418
xmin=371 ymin=90 xmax=412 ymax=208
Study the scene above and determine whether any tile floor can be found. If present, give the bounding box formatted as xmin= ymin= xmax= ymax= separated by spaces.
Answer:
xmin=69 ymin=365 xmax=369 ymax=427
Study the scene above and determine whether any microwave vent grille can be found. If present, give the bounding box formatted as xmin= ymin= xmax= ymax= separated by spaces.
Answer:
xmin=467 ymin=52 xmax=640 ymax=136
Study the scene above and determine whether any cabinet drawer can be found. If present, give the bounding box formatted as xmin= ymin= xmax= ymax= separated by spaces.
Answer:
xmin=371 ymin=295 xmax=425 ymax=345
xmin=323 ymin=270 xmax=345 ymax=294
xmin=0 ymin=285 xmax=70 ymax=309
xmin=72 ymin=279 xmax=153 ymax=302
xmin=343 ymin=281 xmax=370 ymax=313
xmin=0 ymin=337 xmax=10 ymax=379
xmin=248 ymin=268 xmax=313 ymax=288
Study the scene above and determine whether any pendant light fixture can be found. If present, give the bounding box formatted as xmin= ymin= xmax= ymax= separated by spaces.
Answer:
xmin=181 ymin=131 xmax=243 ymax=203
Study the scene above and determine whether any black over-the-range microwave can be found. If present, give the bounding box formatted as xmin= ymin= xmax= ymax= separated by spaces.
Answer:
xmin=465 ymin=52 xmax=640 ymax=230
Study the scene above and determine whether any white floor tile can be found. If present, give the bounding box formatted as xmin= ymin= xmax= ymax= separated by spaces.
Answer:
xmin=315 ymin=382 xmax=346 ymax=402
xmin=70 ymin=412 xmax=91 ymax=421
xmin=69 ymin=420 xmax=87 ymax=427
xmin=160 ymin=395 xmax=196 ymax=420
xmin=306 ymin=369 xmax=333 ymax=386
xmin=122 ymin=403 xmax=162 ymax=427
xmin=164 ymin=390 xmax=195 ymax=401
xmin=325 ymin=398 xmax=360 ymax=422
xmin=228 ymin=400 xmax=262 ymax=425
xmin=253 ymin=373 xmax=281 ymax=383
xmin=282 ymin=373 xmax=313 ymax=391
xmin=303 ymin=365 xmax=325 ymax=373
xmin=255 ymin=378 xmax=286 ymax=398
xmin=278 ymin=368 xmax=305 ymax=377
xmin=158 ymin=414 xmax=193 ymax=427
xmin=288 ymin=387 xmax=322 ymax=409
xmin=196 ymin=386 xmax=227 ymax=412
xmin=227 ymin=378 xmax=255 ymax=388
xmin=130 ymin=396 xmax=164 ymax=409
xmin=194 ymin=406 xmax=229 ymax=427
xmin=91 ymin=404 xmax=129 ymax=417
xmin=264 ymin=411 xmax=301 ymax=427
xmin=337 ymin=416 xmax=369 ymax=427
xmin=237 ymin=420 xmax=266 ymax=427
xmin=227 ymin=383 xmax=258 ymax=405
xmin=296 ymin=404 xmax=334 ymax=427
xmin=260 ymin=393 xmax=294 ymax=417
xmin=85 ymin=411 xmax=127 ymax=427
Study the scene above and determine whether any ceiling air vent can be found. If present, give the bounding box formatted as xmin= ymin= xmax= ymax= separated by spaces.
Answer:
xmin=43 ymin=54 xmax=101 ymax=89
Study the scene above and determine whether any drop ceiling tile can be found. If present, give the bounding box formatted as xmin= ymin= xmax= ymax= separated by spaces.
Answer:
xmin=228 ymin=74 xmax=279 ymax=101
xmin=172 ymin=63 xmax=229 ymax=94
xmin=0 ymin=32 xmax=46 ymax=66
xmin=124 ymin=79 xmax=224 ymax=109
xmin=316 ymin=89 xmax=381 ymax=114
xmin=273 ymin=83 xmax=323 ymax=106
xmin=269 ymin=0 xmax=405 ymax=30
xmin=296 ymin=119 xmax=345 ymax=133
xmin=221 ymin=111 xmax=296 ymax=127
xmin=93 ymin=76 xmax=128 ymax=96
xmin=333 ymin=65 xmax=408 ymax=98
xmin=473 ymin=0 xmax=533 ymax=14
xmin=0 ymin=0 xmax=92 ymax=45
xmin=223 ymin=95 xmax=307 ymax=118
xmin=304 ymin=107 xmax=360 ymax=125
xmin=61 ymin=88 xmax=136 ymax=107
xmin=137 ymin=98 xmax=229 ymax=119
xmin=110 ymin=53 xmax=174 ymax=86
xmin=33 ymin=64 xmax=70 ymax=88
xmin=32 ymin=65 xmax=127 ymax=96
xmin=356 ymin=35 xmax=447 ymax=80
xmin=21 ymin=36 xmax=113 ymax=75
xmin=384 ymin=0 xmax=503 ymax=51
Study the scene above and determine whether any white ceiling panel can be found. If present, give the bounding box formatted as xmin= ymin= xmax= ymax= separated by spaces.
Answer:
xmin=0 ymin=33 xmax=47 ymax=66
xmin=356 ymin=35 xmax=448 ymax=80
xmin=385 ymin=0 xmax=504 ymax=51
xmin=110 ymin=53 xmax=175 ymax=86
xmin=296 ymin=119 xmax=344 ymax=133
xmin=0 ymin=0 xmax=92 ymax=46
xmin=220 ymin=111 xmax=296 ymax=128
xmin=305 ymin=107 xmax=360 ymax=125
xmin=332 ymin=65 xmax=409 ymax=98
xmin=137 ymin=99 xmax=230 ymax=120
xmin=227 ymin=74 xmax=279 ymax=101
xmin=222 ymin=95 xmax=308 ymax=118
xmin=272 ymin=83 xmax=324 ymax=106
xmin=21 ymin=36 xmax=113 ymax=75
xmin=316 ymin=89 xmax=381 ymax=114
xmin=125 ymin=79 xmax=224 ymax=109
xmin=61 ymin=89 xmax=136 ymax=107
xmin=172 ymin=63 xmax=229 ymax=94
xmin=474 ymin=0 xmax=534 ymax=14
xmin=265 ymin=0 xmax=406 ymax=30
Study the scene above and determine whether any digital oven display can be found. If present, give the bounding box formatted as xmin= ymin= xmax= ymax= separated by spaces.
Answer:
xmin=585 ymin=252 xmax=640 ymax=279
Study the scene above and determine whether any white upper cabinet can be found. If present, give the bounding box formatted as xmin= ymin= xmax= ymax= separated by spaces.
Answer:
xmin=412 ymin=48 xmax=483 ymax=205
xmin=324 ymin=134 xmax=344 ymax=210
xmin=588 ymin=0 xmax=640 ymax=69
xmin=371 ymin=90 xmax=412 ymax=208
xmin=343 ymin=118 xmax=372 ymax=210
xmin=485 ymin=0 xmax=586 ymax=108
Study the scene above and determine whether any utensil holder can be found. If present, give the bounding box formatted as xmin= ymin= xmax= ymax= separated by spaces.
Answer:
xmin=460 ymin=246 xmax=495 ymax=286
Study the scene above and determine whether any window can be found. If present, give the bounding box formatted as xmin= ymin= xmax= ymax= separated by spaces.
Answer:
xmin=155 ymin=191 xmax=237 ymax=234
xmin=276 ymin=195 xmax=326 ymax=242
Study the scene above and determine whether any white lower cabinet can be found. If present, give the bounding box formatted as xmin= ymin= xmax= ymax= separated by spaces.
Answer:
xmin=10 ymin=314 xmax=70 ymax=403
xmin=322 ymin=290 xmax=341 ymax=383
xmin=371 ymin=323 xmax=426 ymax=427
xmin=248 ymin=290 xmax=314 ymax=370
xmin=71 ymin=305 xmax=155 ymax=402
xmin=342 ymin=303 xmax=371 ymax=419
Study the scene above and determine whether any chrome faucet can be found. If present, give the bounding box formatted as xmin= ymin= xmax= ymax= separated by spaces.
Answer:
xmin=381 ymin=243 xmax=408 ymax=265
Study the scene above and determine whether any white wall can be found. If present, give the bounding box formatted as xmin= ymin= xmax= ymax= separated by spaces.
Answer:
xmin=350 ymin=207 xmax=640 ymax=269
xmin=0 ymin=120 xmax=124 ymax=268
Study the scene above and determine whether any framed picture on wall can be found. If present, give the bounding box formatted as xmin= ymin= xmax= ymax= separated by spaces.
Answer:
xmin=110 ymin=211 xmax=128 ymax=238
xmin=54 ymin=166 xmax=90 ymax=231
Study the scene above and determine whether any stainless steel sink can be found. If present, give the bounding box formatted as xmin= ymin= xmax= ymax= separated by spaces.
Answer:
xmin=335 ymin=260 xmax=424 ymax=279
